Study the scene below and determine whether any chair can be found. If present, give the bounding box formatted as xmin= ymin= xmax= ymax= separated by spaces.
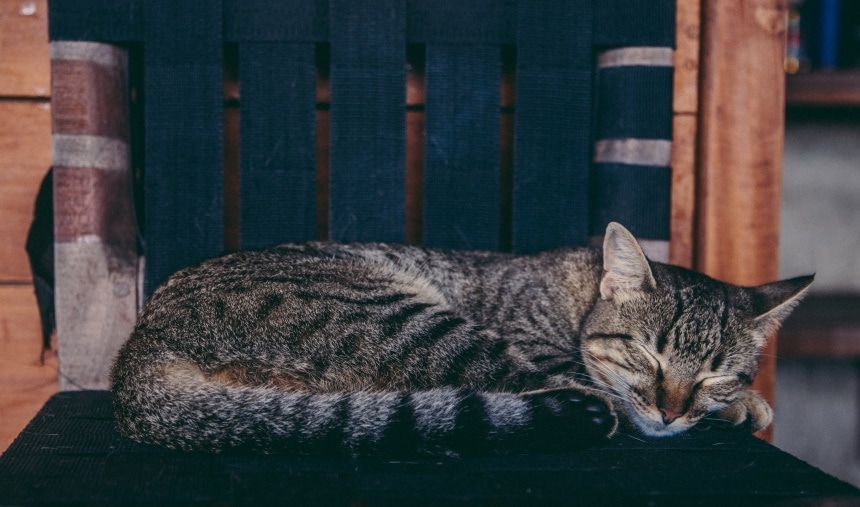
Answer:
xmin=48 ymin=0 xmax=680 ymax=390
xmin=45 ymin=1 xmax=789 ymax=443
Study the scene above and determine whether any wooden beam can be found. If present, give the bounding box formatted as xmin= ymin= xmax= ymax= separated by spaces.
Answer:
xmin=696 ymin=0 xmax=788 ymax=441
xmin=670 ymin=0 xmax=701 ymax=269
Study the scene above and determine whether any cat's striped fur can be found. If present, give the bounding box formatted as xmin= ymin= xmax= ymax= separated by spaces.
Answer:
xmin=111 ymin=223 xmax=812 ymax=454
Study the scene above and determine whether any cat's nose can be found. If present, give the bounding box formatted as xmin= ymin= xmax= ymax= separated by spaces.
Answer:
xmin=659 ymin=407 xmax=682 ymax=425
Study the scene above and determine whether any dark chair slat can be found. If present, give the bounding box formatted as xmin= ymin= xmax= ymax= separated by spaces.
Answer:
xmin=594 ymin=0 xmax=676 ymax=48
xmin=423 ymin=45 xmax=501 ymax=250
xmin=511 ymin=0 xmax=593 ymax=254
xmin=595 ymin=66 xmax=673 ymax=141
xmin=328 ymin=0 xmax=407 ymax=242
xmin=590 ymin=164 xmax=671 ymax=241
xmin=226 ymin=0 xmax=326 ymax=42
xmin=239 ymin=42 xmax=318 ymax=248
xmin=407 ymin=0 xmax=511 ymax=44
xmin=143 ymin=0 xmax=224 ymax=296
xmin=48 ymin=0 xmax=143 ymax=42
xmin=590 ymin=61 xmax=673 ymax=241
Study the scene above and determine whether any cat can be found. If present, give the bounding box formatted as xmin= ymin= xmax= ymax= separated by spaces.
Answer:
xmin=111 ymin=222 xmax=813 ymax=455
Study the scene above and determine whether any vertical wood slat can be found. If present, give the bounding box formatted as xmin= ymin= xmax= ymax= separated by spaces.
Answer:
xmin=512 ymin=0 xmax=593 ymax=254
xmin=143 ymin=0 xmax=224 ymax=296
xmin=239 ymin=42 xmax=317 ymax=248
xmin=405 ymin=50 xmax=425 ymax=245
xmin=51 ymin=42 xmax=137 ymax=390
xmin=328 ymin=0 xmax=407 ymax=242
xmin=423 ymin=45 xmax=500 ymax=250
xmin=669 ymin=0 xmax=702 ymax=269
xmin=696 ymin=0 xmax=788 ymax=441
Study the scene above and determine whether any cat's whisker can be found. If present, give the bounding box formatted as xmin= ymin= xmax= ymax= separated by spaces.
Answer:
xmin=561 ymin=373 xmax=629 ymax=405
xmin=577 ymin=385 xmax=627 ymax=403
xmin=615 ymin=430 xmax=647 ymax=442
xmin=702 ymin=414 xmax=735 ymax=424
xmin=565 ymin=372 xmax=625 ymax=400
xmin=584 ymin=356 xmax=634 ymax=392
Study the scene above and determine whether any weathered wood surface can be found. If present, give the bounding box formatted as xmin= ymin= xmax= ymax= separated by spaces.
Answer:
xmin=0 ymin=101 xmax=52 ymax=282
xmin=669 ymin=0 xmax=700 ymax=269
xmin=51 ymin=42 xmax=138 ymax=390
xmin=0 ymin=0 xmax=50 ymax=97
xmin=0 ymin=0 xmax=56 ymax=454
xmin=696 ymin=0 xmax=788 ymax=441
xmin=0 ymin=285 xmax=57 ymax=453
xmin=670 ymin=113 xmax=697 ymax=269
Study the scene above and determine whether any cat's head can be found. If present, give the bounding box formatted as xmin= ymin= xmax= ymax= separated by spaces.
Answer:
xmin=580 ymin=222 xmax=813 ymax=437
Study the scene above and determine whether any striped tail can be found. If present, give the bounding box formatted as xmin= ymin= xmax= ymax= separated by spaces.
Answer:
xmin=113 ymin=368 xmax=616 ymax=455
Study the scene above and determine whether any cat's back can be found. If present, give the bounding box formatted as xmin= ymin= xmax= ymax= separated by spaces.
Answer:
xmin=149 ymin=241 xmax=517 ymax=307
xmin=137 ymin=241 xmax=601 ymax=348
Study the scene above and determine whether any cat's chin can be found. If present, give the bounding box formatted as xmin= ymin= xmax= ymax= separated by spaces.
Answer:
xmin=628 ymin=416 xmax=693 ymax=437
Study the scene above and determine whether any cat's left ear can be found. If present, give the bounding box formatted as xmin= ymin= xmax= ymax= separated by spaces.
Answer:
xmin=600 ymin=222 xmax=657 ymax=301
xmin=748 ymin=274 xmax=815 ymax=337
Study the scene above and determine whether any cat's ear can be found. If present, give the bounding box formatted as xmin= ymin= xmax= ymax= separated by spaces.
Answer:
xmin=600 ymin=222 xmax=657 ymax=300
xmin=748 ymin=274 xmax=814 ymax=338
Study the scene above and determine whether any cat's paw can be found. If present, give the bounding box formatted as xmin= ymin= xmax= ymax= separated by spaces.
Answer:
xmin=520 ymin=387 xmax=618 ymax=447
xmin=713 ymin=390 xmax=773 ymax=432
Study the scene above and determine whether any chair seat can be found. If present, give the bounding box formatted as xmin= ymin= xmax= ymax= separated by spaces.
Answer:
xmin=1 ymin=392 xmax=856 ymax=505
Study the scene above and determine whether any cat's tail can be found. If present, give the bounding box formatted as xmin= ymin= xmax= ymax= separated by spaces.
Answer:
xmin=112 ymin=359 xmax=616 ymax=456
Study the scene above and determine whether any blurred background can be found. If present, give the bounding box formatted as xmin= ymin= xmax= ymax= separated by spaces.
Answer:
xmin=0 ymin=0 xmax=858 ymax=488
xmin=774 ymin=0 xmax=860 ymax=487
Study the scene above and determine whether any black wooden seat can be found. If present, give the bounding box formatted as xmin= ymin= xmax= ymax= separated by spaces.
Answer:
xmin=1 ymin=391 xmax=857 ymax=505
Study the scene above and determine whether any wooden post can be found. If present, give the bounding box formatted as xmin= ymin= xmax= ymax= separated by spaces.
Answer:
xmin=51 ymin=42 xmax=139 ymax=390
xmin=696 ymin=0 xmax=788 ymax=441
xmin=670 ymin=0 xmax=701 ymax=269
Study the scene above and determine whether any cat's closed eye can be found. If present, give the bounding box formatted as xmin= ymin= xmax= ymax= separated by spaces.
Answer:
xmin=587 ymin=333 xmax=634 ymax=341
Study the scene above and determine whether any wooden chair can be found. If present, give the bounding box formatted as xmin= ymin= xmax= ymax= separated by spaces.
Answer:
xmin=45 ymin=0 xmax=788 ymax=442
xmin=49 ymin=0 xmax=681 ymax=384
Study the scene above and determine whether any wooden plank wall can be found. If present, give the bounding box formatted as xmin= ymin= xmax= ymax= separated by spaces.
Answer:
xmin=0 ymin=0 xmax=57 ymax=452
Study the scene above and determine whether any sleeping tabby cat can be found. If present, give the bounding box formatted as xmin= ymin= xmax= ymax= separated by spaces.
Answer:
xmin=111 ymin=223 xmax=812 ymax=455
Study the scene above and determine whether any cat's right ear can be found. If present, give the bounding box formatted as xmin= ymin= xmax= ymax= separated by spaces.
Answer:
xmin=748 ymin=274 xmax=815 ymax=339
xmin=600 ymin=222 xmax=657 ymax=301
